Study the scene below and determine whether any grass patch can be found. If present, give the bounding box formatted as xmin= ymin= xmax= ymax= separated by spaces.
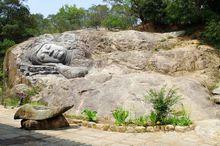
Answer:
xmin=2 ymin=97 xmax=46 ymax=107
xmin=164 ymin=115 xmax=192 ymax=126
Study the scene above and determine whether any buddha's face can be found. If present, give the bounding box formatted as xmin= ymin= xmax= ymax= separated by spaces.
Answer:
xmin=36 ymin=44 xmax=67 ymax=63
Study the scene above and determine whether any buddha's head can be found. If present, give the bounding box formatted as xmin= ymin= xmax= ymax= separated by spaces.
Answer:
xmin=29 ymin=43 xmax=68 ymax=65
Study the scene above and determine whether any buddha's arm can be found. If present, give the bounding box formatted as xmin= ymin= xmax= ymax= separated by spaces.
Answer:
xmin=56 ymin=64 xmax=88 ymax=79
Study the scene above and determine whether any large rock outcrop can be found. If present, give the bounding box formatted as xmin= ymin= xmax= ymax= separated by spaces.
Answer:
xmin=3 ymin=29 xmax=220 ymax=121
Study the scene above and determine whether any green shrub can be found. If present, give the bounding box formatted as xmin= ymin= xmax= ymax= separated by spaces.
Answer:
xmin=0 ymin=39 xmax=15 ymax=56
xmin=81 ymin=109 xmax=97 ymax=122
xmin=202 ymin=19 xmax=220 ymax=49
xmin=133 ymin=116 xmax=148 ymax=126
xmin=102 ymin=14 xmax=134 ymax=30
xmin=145 ymin=87 xmax=182 ymax=124
xmin=112 ymin=107 xmax=129 ymax=126
xmin=164 ymin=0 xmax=199 ymax=25
xmin=0 ymin=69 xmax=3 ymax=80
xmin=14 ymin=86 xmax=41 ymax=106
xmin=0 ymin=69 xmax=4 ymax=96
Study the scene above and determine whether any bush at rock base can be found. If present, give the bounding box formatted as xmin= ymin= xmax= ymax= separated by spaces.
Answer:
xmin=201 ymin=19 xmax=220 ymax=49
xmin=145 ymin=87 xmax=192 ymax=126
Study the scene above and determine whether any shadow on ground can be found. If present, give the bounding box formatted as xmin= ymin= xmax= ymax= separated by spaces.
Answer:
xmin=0 ymin=123 xmax=90 ymax=146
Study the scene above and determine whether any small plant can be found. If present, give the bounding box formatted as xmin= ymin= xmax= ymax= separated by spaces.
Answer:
xmin=112 ymin=107 xmax=129 ymax=126
xmin=3 ymin=98 xmax=20 ymax=107
xmin=15 ymin=86 xmax=41 ymax=106
xmin=134 ymin=116 xmax=148 ymax=126
xmin=81 ymin=109 xmax=97 ymax=122
xmin=145 ymin=87 xmax=182 ymax=124
xmin=148 ymin=111 xmax=157 ymax=126
xmin=164 ymin=115 xmax=192 ymax=126
xmin=26 ymin=86 xmax=41 ymax=97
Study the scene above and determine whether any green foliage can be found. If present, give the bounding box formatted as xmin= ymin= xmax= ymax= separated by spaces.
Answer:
xmin=131 ymin=0 xmax=167 ymax=24
xmin=2 ymin=97 xmax=46 ymax=107
xmin=81 ymin=109 xmax=98 ymax=122
xmin=2 ymin=98 xmax=20 ymax=107
xmin=52 ymin=5 xmax=86 ymax=32
xmin=133 ymin=116 xmax=148 ymax=126
xmin=164 ymin=115 xmax=192 ymax=126
xmin=102 ymin=15 xmax=128 ymax=29
xmin=164 ymin=0 xmax=200 ymax=25
xmin=86 ymin=5 xmax=109 ymax=28
xmin=148 ymin=111 xmax=157 ymax=125
xmin=164 ymin=104 xmax=192 ymax=126
xmin=0 ymin=68 xmax=3 ymax=81
xmin=112 ymin=107 xmax=129 ymax=126
xmin=145 ymin=87 xmax=182 ymax=124
xmin=26 ymin=86 xmax=41 ymax=98
xmin=202 ymin=19 xmax=220 ymax=48
xmin=0 ymin=62 xmax=4 ymax=98
xmin=0 ymin=39 xmax=15 ymax=56
xmin=16 ymin=86 xmax=42 ymax=105
xmin=0 ymin=0 xmax=37 ymax=42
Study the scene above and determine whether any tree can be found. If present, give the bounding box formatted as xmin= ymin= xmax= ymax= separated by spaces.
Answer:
xmin=102 ymin=4 xmax=136 ymax=29
xmin=52 ymin=5 xmax=86 ymax=32
xmin=104 ymin=0 xmax=166 ymax=25
xmin=85 ymin=5 xmax=109 ymax=28
xmin=164 ymin=0 xmax=200 ymax=25
xmin=0 ymin=0 xmax=37 ymax=42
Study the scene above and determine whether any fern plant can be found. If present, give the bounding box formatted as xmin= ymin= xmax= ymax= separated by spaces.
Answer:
xmin=81 ymin=109 xmax=97 ymax=122
xmin=145 ymin=87 xmax=182 ymax=124
xmin=112 ymin=107 xmax=129 ymax=126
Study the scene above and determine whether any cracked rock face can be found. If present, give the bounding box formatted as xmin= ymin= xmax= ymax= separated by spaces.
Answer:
xmin=4 ymin=29 xmax=220 ymax=121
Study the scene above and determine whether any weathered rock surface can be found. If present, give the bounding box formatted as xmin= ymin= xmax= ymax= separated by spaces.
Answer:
xmin=8 ymin=84 xmax=31 ymax=97
xmin=210 ymin=95 xmax=220 ymax=104
xmin=212 ymin=86 xmax=220 ymax=95
xmin=4 ymin=29 xmax=220 ymax=122
xmin=14 ymin=104 xmax=74 ymax=120
xmin=21 ymin=115 xmax=69 ymax=130
xmin=195 ymin=119 xmax=220 ymax=143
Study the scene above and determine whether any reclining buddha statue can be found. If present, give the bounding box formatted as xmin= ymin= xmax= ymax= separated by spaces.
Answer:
xmin=19 ymin=42 xmax=92 ymax=79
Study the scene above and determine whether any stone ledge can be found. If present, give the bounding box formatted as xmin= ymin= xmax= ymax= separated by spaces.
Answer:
xmin=67 ymin=118 xmax=195 ymax=133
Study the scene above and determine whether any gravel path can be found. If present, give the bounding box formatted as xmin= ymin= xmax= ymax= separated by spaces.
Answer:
xmin=0 ymin=106 xmax=219 ymax=146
